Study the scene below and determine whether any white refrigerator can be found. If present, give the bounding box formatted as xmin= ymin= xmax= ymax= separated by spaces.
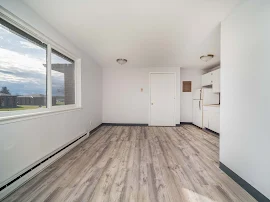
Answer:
xmin=192 ymin=88 xmax=219 ymax=128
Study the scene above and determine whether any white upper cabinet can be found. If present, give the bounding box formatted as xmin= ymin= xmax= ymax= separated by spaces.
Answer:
xmin=212 ymin=69 xmax=220 ymax=93
xmin=201 ymin=72 xmax=213 ymax=86
xmin=201 ymin=69 xmax=220 ymax=93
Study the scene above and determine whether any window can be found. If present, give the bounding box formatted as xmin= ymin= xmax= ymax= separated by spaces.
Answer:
xmin=0 ymin=19 xmax=47 ymax=111
xmin=51 ymin=49 xmax=75 ymax=106
xmin=0 ymin=17 xmax=79 ymax=118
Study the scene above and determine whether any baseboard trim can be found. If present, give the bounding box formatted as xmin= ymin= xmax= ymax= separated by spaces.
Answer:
xmin=103 ymin=123 xmax=191 ymax=127
xmin=0 ymin=132 xmax=89 ymax=201
xmin=90 ymin=123 xmax=103 ymax=135
xmin=180 ymin=122 xmax=193 ymax=125
xmin=220 ymin=162 xmax=269 ymax=202
xmin=203 ymin=128 xmax=220 ymax=136
xmin=102 ymin=123 xmax=148 ymax=126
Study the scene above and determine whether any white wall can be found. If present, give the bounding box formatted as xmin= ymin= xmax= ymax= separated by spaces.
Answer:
xmin=180 ymin=68 xmax=203 ymax=122
xmin=220 ymin=0 xmax=270 ymax=198
xmin=0 ymin=0 xmax=102 ymax=184
xmin=102 ymin=67 xmax=180 ymax=124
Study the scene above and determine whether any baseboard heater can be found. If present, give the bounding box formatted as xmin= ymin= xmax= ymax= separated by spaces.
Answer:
xmin=0 ymin=132 xmax=89 ymax=201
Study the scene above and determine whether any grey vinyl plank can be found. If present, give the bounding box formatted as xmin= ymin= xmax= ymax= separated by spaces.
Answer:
xmin=2 ymin=125 xmax=257 ymax=202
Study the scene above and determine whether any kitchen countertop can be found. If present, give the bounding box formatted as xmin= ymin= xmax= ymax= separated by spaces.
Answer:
xmin=204 ymin=104 xmax=220 ymax=107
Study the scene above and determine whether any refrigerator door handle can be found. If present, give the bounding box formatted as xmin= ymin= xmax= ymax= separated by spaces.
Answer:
xmin=199 ymin=101 xmax=201 ymax=110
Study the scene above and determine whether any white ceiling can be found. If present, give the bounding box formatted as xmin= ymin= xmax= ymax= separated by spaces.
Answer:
xmin=23 ymin=0 xmax=243 ymax=69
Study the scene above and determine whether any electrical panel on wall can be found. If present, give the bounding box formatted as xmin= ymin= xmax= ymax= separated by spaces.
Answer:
xmin=183 ymin=81 xmax=192 ymax=92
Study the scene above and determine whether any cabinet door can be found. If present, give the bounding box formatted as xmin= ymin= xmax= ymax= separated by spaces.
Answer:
xmin=209 ymin=111 xmax=220 ymax=133
xmin=212 ymin=69 xmax=220 ymax=93
xmin=202 ymin=72 xmax=213 ymax=86
xmin=203 ymin=110 xmax=209 ymax=128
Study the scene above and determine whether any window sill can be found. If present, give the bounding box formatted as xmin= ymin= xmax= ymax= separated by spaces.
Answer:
xmin=0 ymin=106 xmax=82 ymax=125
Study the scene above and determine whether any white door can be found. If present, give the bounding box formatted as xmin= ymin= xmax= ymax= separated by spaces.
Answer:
xmin=192 ymin=100 xmax=203 ymax=128
xmin=150 ymin=73 xmax=175 ymax=126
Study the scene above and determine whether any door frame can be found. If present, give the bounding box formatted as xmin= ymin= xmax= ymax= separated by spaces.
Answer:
xmin=149 ymin=72 xmax=176 ymax=126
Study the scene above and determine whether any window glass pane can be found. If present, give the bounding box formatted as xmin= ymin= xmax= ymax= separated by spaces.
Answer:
xmin=51 ymin=49 xmax=75 ymax=106
xmin=0 ymin=20 xmax=47 ymax=112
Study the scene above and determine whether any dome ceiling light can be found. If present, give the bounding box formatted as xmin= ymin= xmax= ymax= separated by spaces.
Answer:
xmin=200 ymin=54 xmax=214 ymax=62
xmin=116 ymin=58 xmax=128 ymax=65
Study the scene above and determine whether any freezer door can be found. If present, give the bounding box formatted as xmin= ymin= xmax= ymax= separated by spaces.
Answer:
xmin=193 ymin=89 xmax=202 ymax=100
xmin=192 ymin=100 xmax=203 ymax=128
xmin=202 ymin=88 xmax=220 ymax=105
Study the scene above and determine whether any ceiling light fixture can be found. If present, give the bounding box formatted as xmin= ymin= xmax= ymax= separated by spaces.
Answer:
xmin=116 ymin=58 xmax=128 ymax=65
xmin=200 ymin=54 xmax=214 ymax=62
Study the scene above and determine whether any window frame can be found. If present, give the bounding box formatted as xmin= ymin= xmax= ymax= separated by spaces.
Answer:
xmin=50 ymin=48 xmax=76 ymax=109
xmin=0 ymin=10 xmax=82 ymax=124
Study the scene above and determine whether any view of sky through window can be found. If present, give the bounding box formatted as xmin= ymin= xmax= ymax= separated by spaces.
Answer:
xmin=51 ymin=50 xmax=75 ymax=106
xmin=0 ymin=24 xmax=70 ymax=97
xmin=0 ymin=24 xmax=47 ymax=96
xmin=0 ymin=22 xmax=75 ymax=111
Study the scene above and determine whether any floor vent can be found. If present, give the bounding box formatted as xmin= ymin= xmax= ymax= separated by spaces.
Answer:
xmin=0 ymin=133 xmax=88 ymax=192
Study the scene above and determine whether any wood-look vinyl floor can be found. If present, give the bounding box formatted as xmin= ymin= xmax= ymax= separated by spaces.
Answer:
xmin=3 ymin=125 xmax=256 ymax=202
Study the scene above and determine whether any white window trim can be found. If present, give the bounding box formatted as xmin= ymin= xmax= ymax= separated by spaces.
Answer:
xmin=0 ymin=7 xmax=82 ymax=125
xmin=47 ymin=44 xmax=52 ymax=109
xmin=0 ymin=106 xmax=82 ymax=124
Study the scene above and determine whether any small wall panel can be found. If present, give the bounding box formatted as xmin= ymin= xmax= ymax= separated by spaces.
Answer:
xmin=183 ymin=81 xmax=192 ymax=92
